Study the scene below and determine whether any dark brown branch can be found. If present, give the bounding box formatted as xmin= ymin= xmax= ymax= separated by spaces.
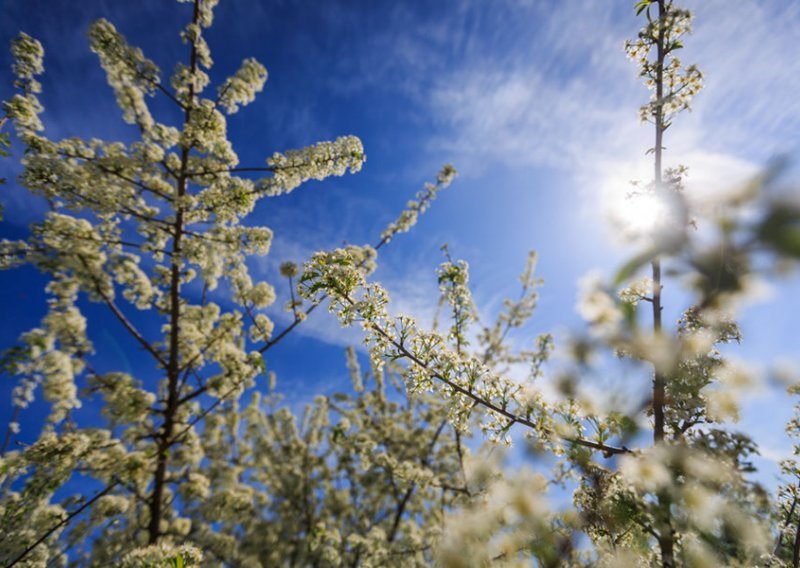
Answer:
xmin=793 ymin=504 xmax=800 ymax=568
xmin=775 ymin=491 xmax=799 ymax=560
xmin=5 ymin=482 xmax=118 ymax=568
xmin=153 ymin=82 xmax=186 ymax=110
xmin=57 ymin=151 xmax=173 ymax=202
xmin=1 ymin=407 xmax=21 ymax=457
xmin=147 ymin=0 xmax=200 ymax=545
xmin=116 ymin=48 xmax=186 ymax=111
xmin=176 ymin=383 xmax=208 ymax=406
xmin=258 ymin=232 xmax=393 ymax=355
xmin=47 ymin=185 xmax=168 ymax=228
xmin=387 ymin=420 xmax=447 ymax=543
xmin=213 ymin=81 xmax=233 ymax=111
xmin=186 ymin=165 xmax=274 ymax=178
xmin=78 ymin=257 xmax=167 ymax=368
xmin=258 ymin=306 xmax=318 ymax=354
xmin=51 ymin=230 xmax=171 ymax=257
xmin=651 ymin=3 xmax=675 ymax=566
xmin=355 ymin=304 xmax=630 ymax=457
xmin=166 ymin=379 xmax=241 ymax=447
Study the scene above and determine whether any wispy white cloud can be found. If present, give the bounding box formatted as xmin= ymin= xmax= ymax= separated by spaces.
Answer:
xmin=687 ymin=0 xmax=800 ymax=158
xmin=424 ymin=3 xmax=637 ymax=173
xmin=422 ymin=0 xmax=798 ymax=211
xmin=393 ymin=0 xmax=799 ymax=299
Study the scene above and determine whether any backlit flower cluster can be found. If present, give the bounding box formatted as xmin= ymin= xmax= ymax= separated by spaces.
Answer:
xmin=380 ymin=164 xmax=456 ymax=244
xmin=298 ymin=248 xmax=613 ymax=449
xmin=0 ymin=0 xmax=374 ymax=563
xmin=624 ymin=2 xmax=702 ymax=124
xmin=263 ymin=136 xmax=365 ymax=196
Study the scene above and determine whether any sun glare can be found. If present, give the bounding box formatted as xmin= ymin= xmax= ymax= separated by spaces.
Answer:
xmin=614 ymin=191 xmax=668 ymax=236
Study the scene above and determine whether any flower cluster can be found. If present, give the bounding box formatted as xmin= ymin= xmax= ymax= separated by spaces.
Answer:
xmin=89 ymin=19 xmax=160 ymax=128
xmin=119 ymin=543 xmax=203 ymax=568
xmin=576 ymin=272 xmax=623 ymax=338
xmin=624 ymin=3 xmax=702 ymax=124
xmin=298 ymin=248 xmax=611 ymax=449
xmin=185 ymin=358 xmax=470 ymax=567
xmin=3 ymin=0 xmax=792 ymax=566
xmin=3 ymin=33 xmax=44 ymax=136
xmin=618 ymin=276 xmax=653 ymax=306
xmin=263 ymin=136 xmax=366 ymax=196
xmin=0 ymin=1 xmax=374 ymax=563
xmin=217 ymin=58 xmax=268 ymax=114
xmin=380 ymin=164 xmax=456 ymax=243
xmin=436 ymin=254 xmax=477 ymax=352
xmin=10 ymin=32 xmax=43 ymax=88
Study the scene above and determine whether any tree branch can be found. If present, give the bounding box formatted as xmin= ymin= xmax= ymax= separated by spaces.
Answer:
xmin=78 ymin=257 xmax=167 ymax=368
xmin=355 ymin=305 xmax=631 ymax=457
xmin=5 ymin=482 xmax=118 ymax=568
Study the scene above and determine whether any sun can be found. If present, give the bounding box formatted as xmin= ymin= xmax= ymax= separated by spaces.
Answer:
xmin=614 ymin=190 xmax=668 ymax=237
xmin=597 ymin=167 xmax=680 ymax=243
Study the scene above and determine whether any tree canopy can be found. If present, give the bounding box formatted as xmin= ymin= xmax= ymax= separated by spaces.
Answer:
xmin=1 ymin=0 xmax=799 ymax=566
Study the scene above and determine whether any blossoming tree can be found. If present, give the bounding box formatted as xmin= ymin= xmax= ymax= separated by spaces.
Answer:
xmin=298 ymin=0 xmax=797 ymax=565
xmin=2 ymin=0 xmax=800 ymax=567
xmin=0 ymin=0 xmax=458 ymax=564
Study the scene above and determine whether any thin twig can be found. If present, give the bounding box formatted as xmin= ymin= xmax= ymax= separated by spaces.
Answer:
xmin=5 ymin=482 xmax=118 ymax=568
xmin=353 ymin=301 xmax=630 ymax=457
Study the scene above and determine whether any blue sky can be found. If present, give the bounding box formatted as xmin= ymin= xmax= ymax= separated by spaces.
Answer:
xmin=1 ymin=0 xmax=799 ymax=488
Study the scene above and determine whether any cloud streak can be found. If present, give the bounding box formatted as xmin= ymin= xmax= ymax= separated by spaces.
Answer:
xmin=421 ymin=0 xmax=798 ymax=205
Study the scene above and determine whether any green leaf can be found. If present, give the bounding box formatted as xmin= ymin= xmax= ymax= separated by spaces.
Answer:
xmin=616 ymin=414 xmax=639 ymax=438
xmin=299 ymin=270 xmax=319 ymax=283
xmin=619 ymin=299 xmax=637 ymax=330
xmin=758 ymin=205 xmax=800 ymax=258
xmin=690 ymin=244 xmax=748 ymax=303
xmin=634 ymin=0 xmax=652 ymax=15
xmin=307 ymin=282 xmax=326 ymax=295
